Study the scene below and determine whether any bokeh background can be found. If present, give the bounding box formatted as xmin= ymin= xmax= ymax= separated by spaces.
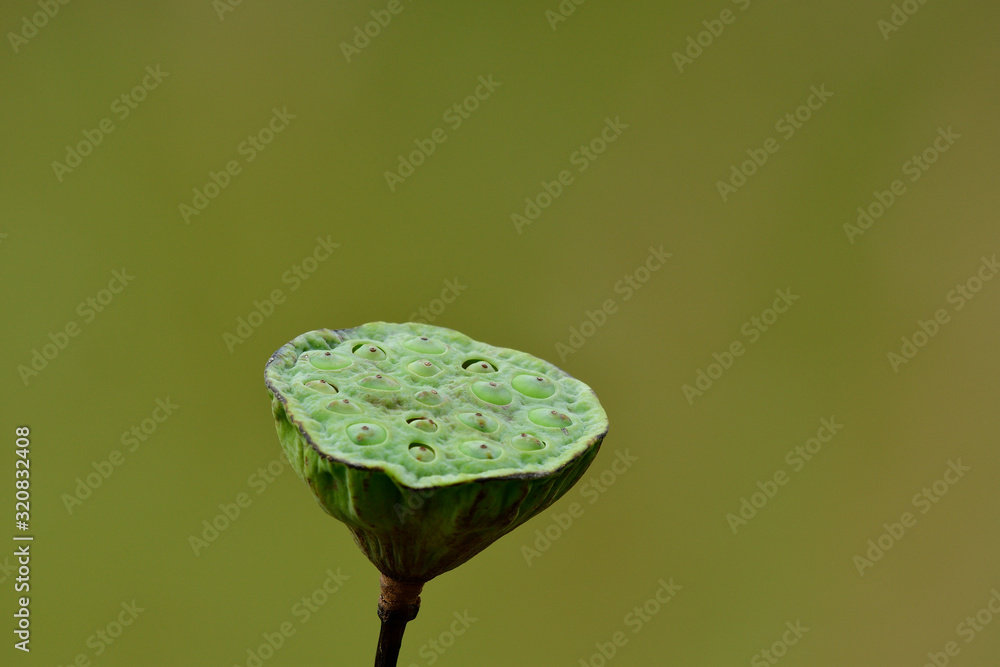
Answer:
xmin=2 ymin=1 xmax=999 ymax=665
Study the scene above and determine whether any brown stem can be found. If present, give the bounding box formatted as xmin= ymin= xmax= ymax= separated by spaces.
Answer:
xmin=374 ymin=575 xmax=424 ymax=667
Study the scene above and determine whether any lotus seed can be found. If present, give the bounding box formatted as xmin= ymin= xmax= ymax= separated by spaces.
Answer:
xmin=308 ymin=351 xmax=352 ymax=370
xmin=511 ymin=433 xmax=546 ymax=451
xmin=403 ymin=336 xmax=447 ymax=354
xmin=328 ymin=398 xmax=363 ymax=415
xmin=304 ymin=379 xmax=339 ymax=393
xmin=458 ymin=412 xmax=499 ymax=433
xmin=470 ymin=380 xmax=512 ymax=405
xmin=463 ymin=359 xmax=497 ymax=373
xmin=528 ymin=408 xmax=573 ymax=428
xmin=459 ymin=440 xmax=502 ymax=460
xmin=354 ymin=343 xmax=387 ymax=360
xmin=512 ymin=374 xmax=556 ymax=399
xmin=406 ymin=359 xmax=442 ymax=377
xmin=408 ymin=443 xmax=436 ymax=462
xmin=360 ymin=374 xmax=401 ymax=391
xmin=414 ymin=389 xmax=444 ymax=406
xmin=406 ymin=418 xmax=438 ymax=433
xmin=347 ymin=422 xmax=388 ymax=446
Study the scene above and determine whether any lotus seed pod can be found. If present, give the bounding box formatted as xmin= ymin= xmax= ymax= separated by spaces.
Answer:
xmin=265 ymin=322 xmax=609 ymax=586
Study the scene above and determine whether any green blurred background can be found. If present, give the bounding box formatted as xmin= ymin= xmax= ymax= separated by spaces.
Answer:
xmin=2 ymin=1 xmax=999 ymax=665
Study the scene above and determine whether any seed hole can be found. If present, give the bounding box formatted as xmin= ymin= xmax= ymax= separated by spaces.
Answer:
xmin=458 ymin=412 xmax=499 ymax=433
xmin=415 ymin=389 xmax=445 ymax=406
xmin=512 ymin=374 xmax=556 ymax=399
xmin=307 ymin=351 xmax=351 ymax=370
xmin=459 ymin=440 xmax=502 ymax=460
xmin=402 ymin=337 xmax=447 ymax=354
xmin=462 ymin=359 xmax=497 ymax=373
xmin=512 ymin=433 xmax=546 ymax=452
xmin=360 ymin=374 xmax=401 ymax=391
xmin=528 ymin=408 xmax=572 ymax=428
xmin=352 ymin=342 xmax=386 ymax=360
xmin=407 ymin=359 xmax=442 ymax=377
xmin=304 ymin=379 xmax=339 ymax=394
xmin=408 ymin=443 xmax=436 ymax=463
xmin=471 ymin=380 xmax=512 ymax=405
xmin=406 ymin=417 xmax=438 ymax=433
xmin=328 ymin=398 xmax=362 ymax=415
xmin=346 ymin=422 xmax=387 ymax=446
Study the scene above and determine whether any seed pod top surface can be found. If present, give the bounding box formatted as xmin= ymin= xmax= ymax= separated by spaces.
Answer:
xmin=264 ymin=322 xmax=608 ymax=489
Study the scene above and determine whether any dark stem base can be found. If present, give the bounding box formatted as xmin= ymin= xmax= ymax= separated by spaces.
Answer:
xmin=373 ymin=575 xmax=425 ymax=667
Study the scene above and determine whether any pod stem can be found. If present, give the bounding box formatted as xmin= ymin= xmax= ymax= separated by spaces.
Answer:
xmin=374 ymin=575 xmax=424 ymax=667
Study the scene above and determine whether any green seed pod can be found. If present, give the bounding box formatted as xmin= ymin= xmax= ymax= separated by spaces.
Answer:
xmin=266 ymin=322 xmax=608 ymax=580
xmin=264 ymin=322 xmax=609 ymax=664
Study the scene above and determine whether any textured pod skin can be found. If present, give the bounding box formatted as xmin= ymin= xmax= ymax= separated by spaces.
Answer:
xmin=265 ymin=322 xmax=608 ymax=582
